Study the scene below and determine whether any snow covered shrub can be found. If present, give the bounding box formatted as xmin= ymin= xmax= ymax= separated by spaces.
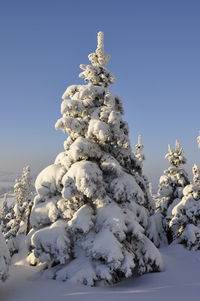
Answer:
xmin=169 ymin=164 xmax=200 ymax=249
xmin=156 ymin=140 xmax=189 ymax=243
xmin=28 ymin=32 xmax=162 ymax=285
xmin=1 ymin=166 xmax=33 ymax=254
xmin=0 ymin=228 xmax=10 ymax=282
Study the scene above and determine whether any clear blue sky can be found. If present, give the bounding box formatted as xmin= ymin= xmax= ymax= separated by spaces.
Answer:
xmin=0 ymin=0 xmax=200 ymax=187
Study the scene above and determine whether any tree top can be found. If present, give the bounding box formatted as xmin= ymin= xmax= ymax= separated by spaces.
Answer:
xmin=88 ymin=32 xmax=111 ymax=67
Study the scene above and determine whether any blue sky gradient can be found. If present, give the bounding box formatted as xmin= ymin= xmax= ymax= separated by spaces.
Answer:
xmin=0 ymin=0 xmax=200 ymax=187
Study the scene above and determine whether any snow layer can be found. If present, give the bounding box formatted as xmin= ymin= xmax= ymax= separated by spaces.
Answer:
xmin=1 ymin=245 xmax=200 ymax=300
xmin=31 ymin=220 xmax=71 ymax=264
xmin=35 ymin=164 xmax=66 ymax=197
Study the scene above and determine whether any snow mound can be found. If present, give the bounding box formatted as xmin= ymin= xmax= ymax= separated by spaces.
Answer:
xmin=35 ymin=164 xmax=66 ymax=197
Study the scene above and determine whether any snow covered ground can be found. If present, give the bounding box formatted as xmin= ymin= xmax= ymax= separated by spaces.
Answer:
xmin=1 ymin=244 xmax=200 ymax=301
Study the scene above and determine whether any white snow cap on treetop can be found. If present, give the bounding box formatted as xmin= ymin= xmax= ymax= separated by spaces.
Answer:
xmin=193 ymin=164 xmax=200 ymax=186
xmin=134 ymin=135 xmax=145 ymax=164
xmin=88 ymin=31 xmax=110 ymax=67
xmin=165 ymin=139 xmax=186 ymax=168
xmin=79 ymin=31 xmax=115 ymax=87
xmin=197 ymin=131 xmax=200 ymax=148
xmin=135 ymin=135 xmax=144 ymax=153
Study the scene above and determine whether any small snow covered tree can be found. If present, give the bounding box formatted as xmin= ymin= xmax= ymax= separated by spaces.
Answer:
xmin=0 ymin=228 xmax=10 ymax=282
xmin=133 ymin=135 xmax=155 ymax=214
xmin=133 ymin=136 xmax=164 ymax=247
xmin=169 ymin=164 xmax=200 ymax=250
xmin=13 ymin=166 xmax=33 ymax=235
xmin=134 ymin=135 xmax=145 ymax=164
xmin=0 ymin=194 xmax=10 ymax=225
xmin=193 ymin=164 xmax=200 ymax=186
xmin=28 ymin=32 xmax=162 ymax=285
xmin=156 ymin=140 xmax=189 ymax=243
xmin=197 ymin=132 xmax=200 ymax=149
xmin=1 ymin=166 xmax=33 ymax=254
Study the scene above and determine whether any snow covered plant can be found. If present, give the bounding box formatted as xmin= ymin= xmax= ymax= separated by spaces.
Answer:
xmin=197 ymin=132 xmax=200 ymax=149
xmin=28 ymin=32 xmax=162 ymax=286
xmin=1 ymin=166 xmax=33 ymax=254
xmin=169 ymin=164 xmax=200 ymax=250
xmin=133 ymin=135 xmax=155 ymax=214
xmin=133 ymin=135 xmax=165 ymax=247
xmin=156 ymin=140 xmax=189 ymax=243
xmin=193 ymin=164 xmax=200 ymax=186
xmin=0 ymin=228 xmax=10 ymax=282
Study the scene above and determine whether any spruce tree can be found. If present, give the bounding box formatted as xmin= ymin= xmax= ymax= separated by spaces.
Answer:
xmin=133 ymin=135 xmax=155 ymax=214
xmin=1 ymin=166 xmax=33 ymax=254
xmin=197 ymin=132 xmax=200 ymax=149
xmin=156 ymin=140 xmax=189 ymax=242
xmin=0 ymin=228 xmax=10 ymax=282
xmin=13 ymin=166 xmax=33 ymax=235
xmin=169 ymin=164 xmax=200 ymax=249
xmin=28 ymin=32 xmax=162 ymax=285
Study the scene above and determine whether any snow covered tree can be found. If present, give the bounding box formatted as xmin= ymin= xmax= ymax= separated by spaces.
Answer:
xmin=28 ymin=32 xmax=162 ymax=285
xmin=156 ymin=140 xmax=189 ymax=243
xmin=0 ymin=228 xmax=10 ymax=282
xmin=133 ymin=135 xmax=164 ymax=247
xmin=134 ymin=135 xmax=145 ymax=164
xmin=0 ymin=194 xmax=10 ymax=225
xmin=197 ymin=132 xmax=200 ymax=149
xmin=193 ymin=164 xmax=200 ymax=186
xmin=169 ymin=164 xmax=200 ymax=250
xmin=133 ymin=135 xmax=155 ymax=214
xmin=13 ymin=166 xmax=33 ymax=235
xmin=1 ymin=166 xmax=33 ymax=255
